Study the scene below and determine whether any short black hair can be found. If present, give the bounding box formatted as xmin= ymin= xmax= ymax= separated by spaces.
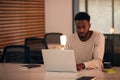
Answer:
xmin=74 ymin=12 xmax=90 ymax=22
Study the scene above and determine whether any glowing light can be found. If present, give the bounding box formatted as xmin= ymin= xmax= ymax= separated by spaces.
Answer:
xmin=110 ymin=27 xmax=114 ymax=34
xmin=60 ymin=35 xmax=66 ymax=46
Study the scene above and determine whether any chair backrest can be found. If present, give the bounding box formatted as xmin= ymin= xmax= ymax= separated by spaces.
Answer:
xmin=25 ymin=37 xmax=48 ymax=50
xmin=25 ymin=37 xmax=48 ymax=64
xmin=1 ymin=45 xmax=30 ymax=63
xmin=44 ymin=32 xmax=63 ymax=44
xmin=103 ymin=38 xmax=114 ymax=66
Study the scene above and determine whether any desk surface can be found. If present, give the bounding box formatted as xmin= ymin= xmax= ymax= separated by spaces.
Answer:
xmin=0 ymin=63 xmax=120 ymax=80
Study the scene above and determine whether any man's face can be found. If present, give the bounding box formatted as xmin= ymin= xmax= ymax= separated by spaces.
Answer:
xmin=75 ymin=20 xmax=90 ymax=38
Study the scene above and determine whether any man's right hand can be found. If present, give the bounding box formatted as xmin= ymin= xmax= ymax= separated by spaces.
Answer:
xmin=76 ymin=63 xmax=85 ymax=71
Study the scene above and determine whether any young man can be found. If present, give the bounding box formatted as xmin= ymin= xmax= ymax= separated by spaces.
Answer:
xmin=65 ymin=12 xmax=105 ymax=70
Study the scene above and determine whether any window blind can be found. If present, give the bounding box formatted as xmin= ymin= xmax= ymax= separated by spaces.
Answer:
xmin=0 ymin=0 xmax=45 ymax=49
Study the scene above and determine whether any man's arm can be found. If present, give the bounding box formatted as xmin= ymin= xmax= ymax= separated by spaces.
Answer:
xmin=84 ymin=34 xmax=105 ymax=69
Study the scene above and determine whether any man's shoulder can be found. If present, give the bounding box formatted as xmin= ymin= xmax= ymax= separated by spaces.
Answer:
xmin=66 ymin=33 xmax=78 ymax=40
xmin=93 ymin=31 xmax=104 ymax=36
xmin=93 ymin=31 xmax=105 ymax=39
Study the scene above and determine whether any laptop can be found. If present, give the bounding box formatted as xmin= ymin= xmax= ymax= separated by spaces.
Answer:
xmin=42 ymin=49 xmax=77 ymax=72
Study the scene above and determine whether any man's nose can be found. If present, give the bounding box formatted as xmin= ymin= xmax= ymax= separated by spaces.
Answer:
xmin=79 ymin=28 xmax=84 ymax=32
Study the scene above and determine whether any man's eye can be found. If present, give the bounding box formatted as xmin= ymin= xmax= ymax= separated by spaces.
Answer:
xmin=82 ymin=26 xmax=86 ymax=29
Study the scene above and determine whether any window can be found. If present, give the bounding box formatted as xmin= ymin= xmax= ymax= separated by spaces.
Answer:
xmin=0 ymin=0 xmax=45 ymax=49
xmin=73 ymin=0 xmax=120 ymax=34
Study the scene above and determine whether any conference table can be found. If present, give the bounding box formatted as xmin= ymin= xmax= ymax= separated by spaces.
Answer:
xmin=0 ymin=63 xmax=120 ymax=80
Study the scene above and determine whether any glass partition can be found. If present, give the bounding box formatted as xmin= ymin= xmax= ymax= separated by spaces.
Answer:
xmin=73 ymin=0 xmax=120 ymax=34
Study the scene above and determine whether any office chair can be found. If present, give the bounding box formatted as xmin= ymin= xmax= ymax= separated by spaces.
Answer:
xmin=1 ymin=45 xmax=30 ymax=63
xmin=103 ymin=38 xmax=115 ymax=66
xmin=113 ymin=34 xmax=120 ymax=66
xmin=25 ymin=37 xmax=48 ymax=64
xmin=44 ymin=32 xmax=63 ymax=44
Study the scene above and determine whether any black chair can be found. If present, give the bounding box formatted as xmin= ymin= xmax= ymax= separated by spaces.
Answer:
xmin=103 ymin=38 xmax=114 ymax=66
xmin=1 ymin=45 xmax=30 ymax=63
xmin=44 ymin=32 xmax=63 ymax=45
xmin=25 ymin=37 xmax=48 ymax=64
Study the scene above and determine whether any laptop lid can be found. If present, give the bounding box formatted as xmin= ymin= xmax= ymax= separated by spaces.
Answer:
xmin=42 ymin=49 xmax=77 ymax=72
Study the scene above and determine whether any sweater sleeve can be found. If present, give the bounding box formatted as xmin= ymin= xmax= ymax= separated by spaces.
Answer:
xmin=84 ymin=34 xmax=105 ymax=69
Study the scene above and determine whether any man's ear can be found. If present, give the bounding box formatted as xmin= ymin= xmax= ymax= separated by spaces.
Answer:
xmin=75 ymin=20 xmax=78 ymax=24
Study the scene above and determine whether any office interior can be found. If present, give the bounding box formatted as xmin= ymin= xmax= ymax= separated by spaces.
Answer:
xmin=0 ymin=0 xmax=120 ymax=66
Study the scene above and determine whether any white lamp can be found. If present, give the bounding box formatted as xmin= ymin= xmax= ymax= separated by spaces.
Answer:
xmin=60 ymin=35 xmax=66 ymax=46
xmin=110 ymin=27 xmax=114 ymax=34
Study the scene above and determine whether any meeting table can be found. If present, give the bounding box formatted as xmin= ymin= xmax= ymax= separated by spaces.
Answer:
xmin=0 ymin=63 xmax=120 ymax=80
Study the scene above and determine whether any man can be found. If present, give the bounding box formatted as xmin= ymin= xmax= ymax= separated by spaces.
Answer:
xmin=65 ymin=12 xmax=105 ymax=70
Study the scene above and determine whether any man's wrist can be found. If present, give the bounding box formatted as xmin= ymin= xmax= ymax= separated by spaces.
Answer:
xmin=82 ymin=63 xmax=85 ymax=69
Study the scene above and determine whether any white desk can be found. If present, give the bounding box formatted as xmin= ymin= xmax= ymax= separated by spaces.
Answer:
xmin=0 ymin=63 xmax=120 ymax=80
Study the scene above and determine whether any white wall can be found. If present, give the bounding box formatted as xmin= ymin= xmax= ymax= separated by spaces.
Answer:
xmin=45 ymin=0 xmax=72 ymax=35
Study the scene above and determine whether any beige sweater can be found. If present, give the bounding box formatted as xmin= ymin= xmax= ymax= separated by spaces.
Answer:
xmin=64 ymin=31 xmax=105 ymax=69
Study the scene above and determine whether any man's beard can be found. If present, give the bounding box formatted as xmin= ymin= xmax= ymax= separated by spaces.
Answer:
xmin=78 ymin=31 xmax=89 ymax=38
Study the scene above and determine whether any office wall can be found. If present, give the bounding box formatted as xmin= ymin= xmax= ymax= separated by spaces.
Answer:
xmin=45 ymin=0 xmax=72 ymax=35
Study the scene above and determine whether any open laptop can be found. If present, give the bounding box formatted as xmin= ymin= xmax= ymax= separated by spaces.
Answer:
xmin=42 ymin=49 xmax=77 ymax=73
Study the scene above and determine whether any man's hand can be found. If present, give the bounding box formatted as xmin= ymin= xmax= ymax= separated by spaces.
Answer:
xmin=76 ymin=63 xmax=85 ymax=71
